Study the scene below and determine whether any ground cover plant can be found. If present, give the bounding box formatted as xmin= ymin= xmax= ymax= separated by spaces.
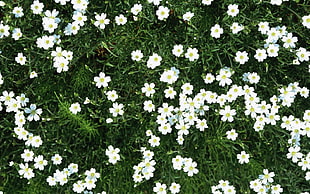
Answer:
xmin=0 ymin=0 xmax=309 ymax=193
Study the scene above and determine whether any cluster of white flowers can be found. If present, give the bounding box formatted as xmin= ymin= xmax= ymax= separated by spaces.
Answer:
xmin=51 ymin=46 xmax=74 ymax=73
xmin=105 ymin=145 xmax=121 ymax=164
xmin=281 ymin=110 xmax=310 ymax=181
xmin=242 ymin=72 xmax=261 ymax=84
xmin=256 ymin=22 xmax=309 ymax=66
xmin=172 ymin=44 xmax=200 ymax=61
xmin=153 ymin=182 xmax=181 ymax=194
xmin=1 ymin=0 xmax=310 ymax=192
xmin=216 ymin=67 xmax=234 ymax=87
xmin=132 ymin=148 xmax=156 ymax=183
xmin=250 ymin=169 xmax=283 ymax=194
xmin=212 ymin=180 xmax=236 ymax=194
xmin=47 ymin=162 xmax=77 ymax=186
xmin=0 ymin=90 xmax=42 ymax=125
xmin=172 ymin=155 xmax=199 ymax=177
xmin=93 ymin=71 xmax=125 ymax=120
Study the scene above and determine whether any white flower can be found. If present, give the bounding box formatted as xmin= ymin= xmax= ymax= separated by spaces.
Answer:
xmin=15 ymin=53 xmax=26 ymax=65
xmin=204 ymin=73 xmax=215 ymax=84
xmin=237 ymin=151 xmax=250 ymax=164
xmin=30 ymin=135 xmax=43 ymax=148
xmin=282 ymin=33 xmax=298 ymax=48
xmin=115 ymin=14 xmax=127 ymax=25
xmin=0 ymin=23 xmax=10 ymax=38
xmin=106 ymin=118 xmax=113 ymax=123
xmin=106 ymin=90 xmax=118 ymax=102
xmin=21 ymin=149 xmax=34 ymax=162
xmin=71 ymin=0 xmax=89 ymax=11
xmin=160 ymin=69 xmax=178 ymax=84
xmin=296 ymin=47 xmax=310 ymax=62
xmin=72 ymin=11 xmax=87 ymax=26
xmin=271 ymin=184 xmax=283 ymax=194
xmin=105 ymin=145 xmax=121 ymax=165
xmin=230 ymin=22 xmax=244 ymax=34
xmin=46 ymin=176 xmax=57 ymax=186
xmin=270 ymin=0 xmax=282 ymax=6
xmin=131 ymin=50 xmax=144 ymax=61
xmin=149 ymin=135 xmax=160 ymax=147
xmin=94 ymin=72 xmax=111 ymax=88
xmin=202 ymin=0 xmax=214 ymax=5
xmin=51 ymin=154 xmax=62 ymax=165
xmin=69 ymin=102 xmax=81 ymax=114
xmin=141 ymin=83 xmax=156 ymax=97
xmin=64 ymin=21 xmax=80 ymax=35
xmin=261 ymin=169 xmax=275 ymax=184
xmin=227 ymin=4 xmax=239 ymax=17
xmin=248 ymin=72 xmax=260 ymax=84
xmin=24 ymin=104 xmax=42 ymax=121
xmin=267 ymin=44 xmax=279 ymax=57
xmin=12 ymin=28 xmax=23 ymax=40
xmin=216 ymin=68 xmax=233 ymax=87
xmin=143 ymin=100 xmax=155 ymax=112
xmin=85 ymin=168 xmax=100 ymax=181
xmin=181 ymin=83 xmax=193 ymax=95
xmin=131 ymin=4 xmax=142 ymax=15
xmin=73 ymin=180 xmax=85 ymax=193
xmin=254 ymin=49 xmax=267 ymax=62
xmin=169 ymin=182 xmax=181 ymax=194
xmin=42 ymin=18 xmax=58 ymax=33
xmin=226 ymin=129 xmax=238 ymax=141
xmin=164 ymin=87 xmax=177 ymax=99
xmin=36 ymin=35 xmax=55 ymax=50
xmin=156 ymin=6 xmax=169 ymax=20
xmin=267 ymin=28 xmax=280 ymax=42
xmin=185 ymin=48 xmax=199 ymax=61
xmin=258 ymin=22 xmax=270 ymax=34
xmin=31 ymin=0 xmax=44 ymax=15
xmin=153 ymin=182 xmax=167 ymax=194
xmin=287 ymin=146 xmax=303 ymax=163
xmin=211 ymin=24 xmax=223 ymax=38
xmin=183 ymin=161 xmax=199 ymax=176
xmin=235 ymin=51 xmax=249 ymax=64
xmin=109 ymin=102 xmax=124 ymax=117
xmin=30 ymin=71 xmax=38 ymax=79
xmin=148 ymin=0 xmax=162 ymax=6
xmin=219 ymin=105 xmax=236 ymax=122
xmin=172 ymin=44 xmax=184 ymax=57
xmin=183 ymin=12 xmax=194 ymax=21
xmin=147 ymin=53 xmax=162 ymax=69
xmin=158 ymin=123 xmax=172 ymax=135
xmin=34 ymin=155 xmax=48 ymax=170
xmin=94 ymin=13 xmax=110 ymax=29
xmin=302 ymin=15 xmax=310 ymax=29
xmin=53 ymin=57 xmax=69 ymax=73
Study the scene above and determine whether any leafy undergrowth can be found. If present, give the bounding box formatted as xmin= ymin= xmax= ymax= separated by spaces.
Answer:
xmin=0 ymin=0 xmax=309 ymax=193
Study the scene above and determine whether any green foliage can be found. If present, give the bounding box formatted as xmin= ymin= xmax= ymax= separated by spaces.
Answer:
xmin=0 ymin=0 xmax=310 ymax=193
